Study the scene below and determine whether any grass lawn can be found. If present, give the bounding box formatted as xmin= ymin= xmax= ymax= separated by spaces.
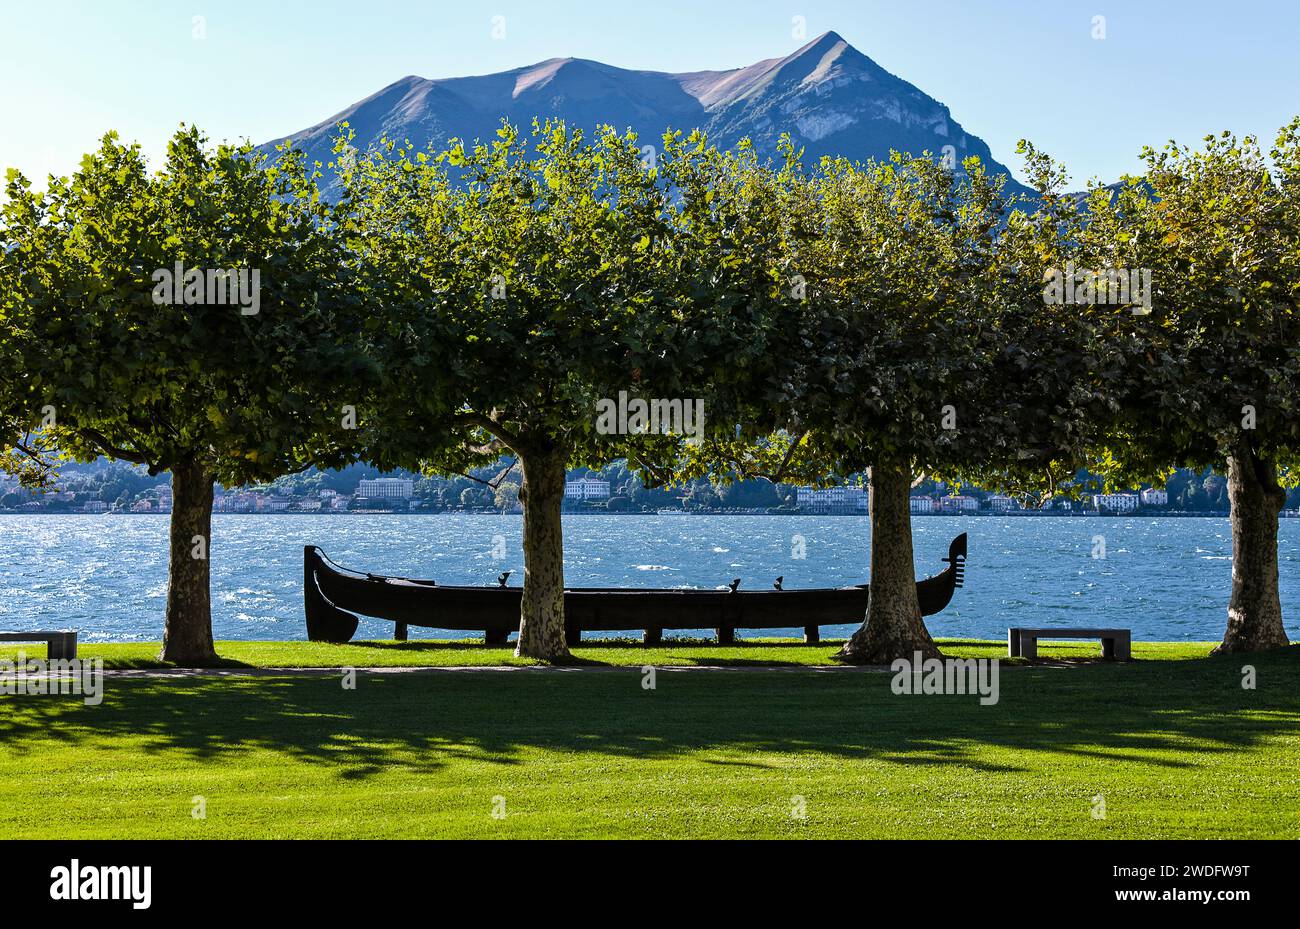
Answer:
xmin=0 ymin=636 xmax=1219 ymax=668
xmin=1 ymin=639 xmax=1296 ymax=838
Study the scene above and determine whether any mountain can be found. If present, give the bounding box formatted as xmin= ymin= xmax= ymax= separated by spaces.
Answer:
xmin=266 ymin=31 xmax=1028 ymax=196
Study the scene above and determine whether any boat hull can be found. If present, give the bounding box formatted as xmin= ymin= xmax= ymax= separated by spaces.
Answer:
xmin=304 ymin=533 xmax=966 ymax=644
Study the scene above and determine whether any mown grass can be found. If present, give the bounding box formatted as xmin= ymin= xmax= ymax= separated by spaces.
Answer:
xmin=0 ymin=642 xmax=1295 ymax=838
xmin=0 ymin=637 xmax=1218 ymax=669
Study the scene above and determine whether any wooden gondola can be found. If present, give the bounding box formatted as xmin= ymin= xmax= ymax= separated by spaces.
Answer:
xmin=304 ymin=533 xmax=966 ymax=645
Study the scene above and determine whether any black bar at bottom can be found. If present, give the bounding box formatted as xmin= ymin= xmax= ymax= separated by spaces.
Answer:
xmin=2 ymin=839 xmax=1287 ymax=915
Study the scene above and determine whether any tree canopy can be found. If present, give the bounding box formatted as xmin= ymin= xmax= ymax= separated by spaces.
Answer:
xmin=1079 ymin=123 xmax=1300 ymax=651
xmin=331 ymin=121 xmax=783 ymax=658
xmin=1 ymin=127 xmax=371 ymax=663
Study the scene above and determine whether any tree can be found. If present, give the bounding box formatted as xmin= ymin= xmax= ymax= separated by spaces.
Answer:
xmin=337 ymin=122 xmax=749 ymax=661
xmin=1084 ymin=123 xmax=1300 ymax=652
xmin=797 ymin=154 xmax=1016 ymax=662
xmin=2 ymin=128 xmax=368 ymax=664
xmin=1203 ymin=474 xmax=1228 ymax=509
xmin=692 ymin=151 xmax=995 ymax=661
xmin=494 ymin=481 xmax=520 ymax=511
xmin=689 ymin=142 xmax=1116 ymax=663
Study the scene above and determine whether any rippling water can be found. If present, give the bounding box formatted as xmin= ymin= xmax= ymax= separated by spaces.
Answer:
xmin=0 ymin=514 xmax=1296 ymax=642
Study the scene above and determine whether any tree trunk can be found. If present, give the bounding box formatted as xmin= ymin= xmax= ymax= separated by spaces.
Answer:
xmin=159 ymin=457 xmax=219 ymax=666
xmin=840 ymin=460 xmax=941 ymax=664
xmin=1214 ymin=446 xmax=1290 ymax=653
xmin=515 ymin=447 xmax=570 ymax=661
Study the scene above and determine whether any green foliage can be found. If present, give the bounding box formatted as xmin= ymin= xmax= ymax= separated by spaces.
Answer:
xmin=493 ymin=480 xmax=520 ymax=510
xmin=1 ymin=127 xmax=371 ymax=483
xmin=1081 ymin=122 xmax=1300 ymax=483
xmin=334 ymin=120 xmax=726 ymax=478
xmin=684 ymin=144 xmax=1115 ymax=499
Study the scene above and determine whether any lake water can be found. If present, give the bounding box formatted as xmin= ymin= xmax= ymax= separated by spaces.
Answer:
xmin=1 ymin=514 xmax=1297 ymax=643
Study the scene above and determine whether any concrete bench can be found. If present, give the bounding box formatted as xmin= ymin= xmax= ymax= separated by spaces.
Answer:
xmin=0 ymin=631 xmax=78 ymax=660
xmin=1008 ymin=627 xmax=1130 ymax=661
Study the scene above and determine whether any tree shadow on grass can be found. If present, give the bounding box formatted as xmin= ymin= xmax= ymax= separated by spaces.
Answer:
xmin=1 ymin=646 xmax=1297 ymax=781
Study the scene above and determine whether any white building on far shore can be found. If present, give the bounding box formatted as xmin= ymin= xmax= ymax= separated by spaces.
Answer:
xmin=1140 ymin=488 xmax=1169 ymax=506
xmin=358 ymin=478 xmax=414 ymax=500
xmin=940 ymin=495 xmax=979 ymax=513
xmin=797 ymin=485 xmax=868 ymax=514
xmin=987 ymin=495 xmax=1018 ymax=512
xmin=909 ymin=496 xmax=934 ymax=514
xmin=260 ymin=495 xmax=291 ymax=512
xmin=1093 ymin=492 xmax=1139 ymax=513
xmin=565 ymin=477 xmax=611 ymax=501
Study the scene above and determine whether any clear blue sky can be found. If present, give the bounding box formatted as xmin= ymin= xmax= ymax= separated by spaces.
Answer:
xmin=1 ymin=0 xmax=1296 ymax=188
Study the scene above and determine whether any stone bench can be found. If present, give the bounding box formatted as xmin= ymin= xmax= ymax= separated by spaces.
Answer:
xmin=1008 ymin=627 xmax=1130 ymax=661
xmin=0 ymin=631 xmax=78 ymax=660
